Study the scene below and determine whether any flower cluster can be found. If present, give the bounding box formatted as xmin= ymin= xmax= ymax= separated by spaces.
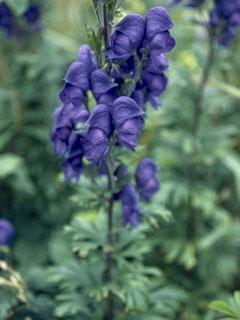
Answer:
xmin=172 ymin=0 xmax=205 ymax=8
xmin=173 ymin=0 xmax=240 ymax=47
xmin=210 ymin=0 xmax=240 ymax=47
xmin=0 ymin=219 xmax=15 ymax=248
xmin=51 ymin=7 xmax=174 ymax=226
xmin=0 ymin=1 xmax=41 ymax=37
xmin=118 ymin=158 xmax=160 ymax=227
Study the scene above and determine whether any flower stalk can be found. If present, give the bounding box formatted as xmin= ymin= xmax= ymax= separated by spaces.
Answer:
xmin=192 ymin=30 xmax=216 ymax=136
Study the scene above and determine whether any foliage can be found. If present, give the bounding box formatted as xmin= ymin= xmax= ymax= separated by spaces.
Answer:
xmin=0 ymin=0 xmax=239 ymax=319
xmin=210 ymin=292 xmax=240 ymax=319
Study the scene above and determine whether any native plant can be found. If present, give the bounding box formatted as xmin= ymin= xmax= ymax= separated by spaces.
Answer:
xmin=49 ymin=1 xmax=186 ymax=319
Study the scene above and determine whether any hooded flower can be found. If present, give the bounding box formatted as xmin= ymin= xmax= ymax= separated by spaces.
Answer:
xmin=112 ymin=96 xmax=145 ymax=150
xmin=106 ymin=13 xmax=145 ymax=61
xmin=136 ymin=158 xmax=160 ymax=201
xmin=210 ymin=0 xmax=240 ymax=47
xmin=22 ymin=4 xmax=41 ymax=26
xmin=172 ymin=0 xmax=206 ymax=7
xmin=146 ymin=7 xmax=174 ymax=42
xmin=59 ymin=83 xmax=84 ymax=108
xmin=142 ymin=71 xmax=168 ymax=108
xmin=62 ymin=45 xmax=97 ymax=100
xmin=51 ymin=103 xmax=89 ymax=156
xmin=0 ymin=2 xmax=14 ymax=35
xmin=91 ymin=69 xmax=117 ymax=104
xmin=62 ymin=134 xmax=84 ymax=180
xmin=120 ymin=184 xmax=141 ymax=227
xmin=0 ymin=219 xmax=15 ymax=247
xmin=83 ymin=104 xmax=111 ymax=164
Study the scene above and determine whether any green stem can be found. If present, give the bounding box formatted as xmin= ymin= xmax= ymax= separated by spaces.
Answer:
xmin=192 ymin=32 xmax=216 ymax=136
xmin=101 ymin=2 xmax=115 ymax=319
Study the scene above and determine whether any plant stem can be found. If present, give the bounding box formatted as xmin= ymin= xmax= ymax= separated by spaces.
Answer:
xmin=105 ymin=150 xmax=115 ymax=320
xmin=101 ymin=2 xmax=115 ymax=318
xmin=187 ymin=31 xmax=216 ymax=244
xmin=192 ymin=32 xmax=215 ymax=136
xmin=103 ymin=2 xmax=110 ymax=49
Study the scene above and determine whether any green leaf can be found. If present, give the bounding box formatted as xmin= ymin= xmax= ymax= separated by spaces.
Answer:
xmin=209 ymin=301 xmax=240 ymax=318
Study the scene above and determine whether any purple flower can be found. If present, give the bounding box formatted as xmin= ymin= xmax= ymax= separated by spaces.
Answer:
xmin=77 ymin=44 xmax=97 ymax=70
xmin=145 ymin=7 xmax=174 ymax=42
xmin=64 ymin=45 xmax=97 ymax=91
xmin=0 ymin=2 xmax=14 ymax=36
xmin=112 ymin=96 xmax=145 ymax=150
xmin=0 ymin=219 xmax=15 ymax=247
xmin=142 ymin=71 xmax=168 ymax=108
xmin=136 ymin=158 xmax=160 ymax=201
xmin=172 ymin=0 xmax=206 ymax=7
xmin=51 ymin=103 xmax=89 ymax=156
xmin=62 ymin=134 xmax=84 ymax=180
xmin=83 ymin=104 xmax=111 ymax=164
xmin=106 ymin=13 xmax=145 ymax=61
xmin=91 ymin=69 xmax=117 ymax=104
xmin=210 ymin=0 xmax=240 ymax=47
xmin=120 ymin=184 xmax=141 ymax=227
xmin=145 ymin=53 xmax=169 ymax=74
xmin=22 ymin=5 xmax=41 ymax=25
xmin=59 ymin=83 xmax=84 ymax=108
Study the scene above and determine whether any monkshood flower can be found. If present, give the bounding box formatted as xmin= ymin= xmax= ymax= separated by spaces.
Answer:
xmin=51 ymin=103 xmax=89 ymax=157
xmin=0 ymin=219 xmax=15 ymax=247
xmin=0 ymin=2 xmax=14 ymax=36
xmin=62 ymin=134 xmax=84 ymax=180
xmin=106 ymin=7 xmax=175 ymax=109
xmin=91 ymin=69 xmax=117 ymax=104
xmin=83 ymin=104 xmax=112 ymax=164
xmin=22 ymin=4 xmax=41 ymax=30
xmin=172 ymin=0 xmax=206 ymax=7
xmin=174 ymin=0 xmax=240 ymax=47
xmin=51 ymin=6 xmax=175 ymax=190
xmin=210 ymin=0 xmax=240 ymax=47
xmin=143 ymin=7 xmax=175 ymax=108
xmin=112 ymin=96 xmax=145 ymax=150
xmin=120 ymin=184 xmax=142 ymax=227
xmin=105 ymin=13 xmax=145 ymax=61
xmin=136 ymin=158 xmax=160 ymax=201
xmin=0 ymin=2 xmax=42 ymax=37
xmin=60 ymin=45 xmax=97 ymax=106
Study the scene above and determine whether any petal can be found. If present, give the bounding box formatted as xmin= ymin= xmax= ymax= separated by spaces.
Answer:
xmin=87 ymin=104 xmax=112 ymax=136
xmin=131 ymin=90 xmax=146 ymax=111
xmin=91 ymin=69 xmax=117 ymax=99
xmin=83 ymin=128 xmax=109 ymax=164
xmin=115 ymin=13 xmax=145 ymax=48
xmin=146 ymin=7 xmax=174 ymax=41
xmin=105 ymin=48 xmax=133 ymax=62
xmin=149 ymin=31 xmax=176 ymax=52
xmin=59 ymin=83 xmax=84 ymax=108
xmin=111 ymin=31 xmax=132 ymax=55
xmin=118 ymin=117 xmax=144 ymax=150
xmin=64 ymin=62 xmax=90 ymax=91
xmin=112 ymin=96 xmax=144 ymax=128
xmin=142 ymin=71 xmax=168 ymax=94
xmin=62 ymin=155 xmax=83 ymax=180
xmin=147 ymin=52 xmax=169 ymax=73
xmin=77 ymin=44 xmax=97 ymax=71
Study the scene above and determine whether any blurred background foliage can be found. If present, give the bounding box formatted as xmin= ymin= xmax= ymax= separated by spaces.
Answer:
xmin=0 ymin=0 xmax=240 ymax=319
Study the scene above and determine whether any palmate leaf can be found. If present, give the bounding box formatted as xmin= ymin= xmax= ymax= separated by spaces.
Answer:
xmin=55 ymin=293 xmax=89 ymax=318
